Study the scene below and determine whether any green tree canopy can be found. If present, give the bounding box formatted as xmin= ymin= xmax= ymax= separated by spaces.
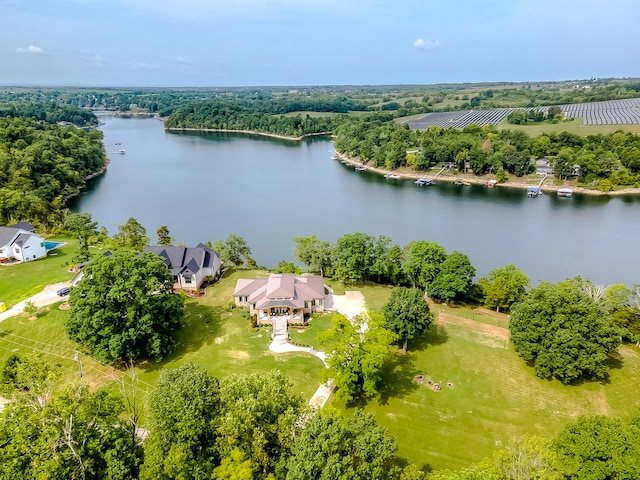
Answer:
xmin=319 ymin=312 xmax=397 ymax=402
xmin=0 ymin=385 xmax=142 ymax=480
xmin=64 ymin=212 xmax=99 ymax=263
xmin=509 ymin=279 xmax=621 ymax=383
xmin=429 ymin=251 xmax=476 ymax=303
xmin=113 ymin=217 xmax=149 ymax=251
xmin=479 ymin=264 xmax=530 ymax=312
xmin=332 ymin=232 xmax=376 ymax=283
xmin=554 ymin=415 xmax=640 ymax=480
xmin=141 ymin=363 xmax=221 ymax=480
xmin=403 ymin=240 xmax=447 ymax=289
xmin=66 ymin=250 xmax=184 ymax=363
xmin=156 ymin=224 xmax=173 ymax=246
xmin=211 ymin=233 xmax=255 ymax=269
xmin=383 ymin=287 xmax=433 ymax=352
xmin=293 ymin=234 xmax=332 ymax=277
xmin=281 ymin=409 xmax=398 ymax=480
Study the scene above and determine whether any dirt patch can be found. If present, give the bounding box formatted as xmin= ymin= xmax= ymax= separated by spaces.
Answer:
xmin=331 ymin=291 xmax=366 ymax=319
xmin=438 ymin=312 xmax=510 ymax=343
xmin=227 ymin=350 xmax=250 ymax=360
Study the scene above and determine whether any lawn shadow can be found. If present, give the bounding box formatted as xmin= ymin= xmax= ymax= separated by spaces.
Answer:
xmin=377 ymin=351 xmax=421 ymax=405
xmin=409 ymin=326 xmax=449 ymax=352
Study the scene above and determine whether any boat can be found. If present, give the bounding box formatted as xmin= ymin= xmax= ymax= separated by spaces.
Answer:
xmin=331 ymin=154 xmax=340 ymax=160
xmin=527 ymin=187 xmax=541 ymax=197
xmin=557 ymin=188 xmax=573 ymax=197
xmin=118 ymin=149 xmax=126 ymax=154
xmin=486 ymin=179 xmax=498 ymax=188
xmin=415 ymin=178 xmax=434 ymax=186
xmin=355 ymin=166 xmax=368 ymax=172
xmin=454 ymin=178 xmax=470 ymax=186
xmin=385 ymin=173 xmax=401 ymax=180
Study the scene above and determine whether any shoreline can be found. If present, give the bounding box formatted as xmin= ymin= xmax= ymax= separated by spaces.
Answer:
xmin=61 ymin=154 xmax=110 ymax=207
xmin=333 ymin=152 xmax=640 ymax=197
xmin=166 ymin=127 xmax=331 ymax=141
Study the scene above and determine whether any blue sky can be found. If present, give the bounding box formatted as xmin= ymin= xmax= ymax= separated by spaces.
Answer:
xmin=1 ymin=0 xmax=638 ymax=87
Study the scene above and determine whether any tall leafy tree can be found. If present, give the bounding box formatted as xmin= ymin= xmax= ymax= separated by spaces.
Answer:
xmin=332 ymin=232 xmax=376 ymax=283
xmin=429 ymin=251 xmax=476 ymax=302
xmin=156 ymin=224 xmax=173 ymax=246
xmin=383 ymin=287 xmax=433 ymax=353
xmin=293 ymin=234 xmax=332 ymax=277
xmin=64 ymin=212 xmax=99 ymax=263
xmin=113 ymin=217 xmax=149 ymax=251
xmin=281 ymin=409 xmax=398 ymax=480
xmin=555 ymin=415 xmax=640 ymax=480
xmin=217 ymin=370 xmax=304 ymax=477
xmin=509 ymin=279 xmax=621 ymax=383
xmin=141 ymin=363 xmax=221 ymax=480
xmin=403 ymin=240 xmax=447 ymax=289
xmin=66 ymin=250 xmax=184 ymax=363
xmin=319 ymin=312 xmax=397 ymax=402
xmin=211 ymin=233 xmax=255 ymax=269
xmin=0 ymin=385 xmax=142 ymax=480
xmin=479 ymin=264 xmax=530 ymax=312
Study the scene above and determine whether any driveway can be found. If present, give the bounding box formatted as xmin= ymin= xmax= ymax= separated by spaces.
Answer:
xmin=328 ymin=290 xmax=366 ymax=319
xmin=0 ymin=281 xmax=72 ymax=323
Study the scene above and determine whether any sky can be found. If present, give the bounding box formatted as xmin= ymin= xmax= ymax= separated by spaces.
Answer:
xmin=1 ymin=0 xmax=639 ymax=87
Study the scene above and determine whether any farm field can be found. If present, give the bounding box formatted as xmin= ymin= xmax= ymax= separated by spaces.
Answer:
xmin=405 ymin=97 xmax=640 ymax=132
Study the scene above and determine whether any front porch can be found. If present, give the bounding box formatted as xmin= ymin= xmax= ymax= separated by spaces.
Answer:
xmin=257 ymin=305 xmax=304 ymax=325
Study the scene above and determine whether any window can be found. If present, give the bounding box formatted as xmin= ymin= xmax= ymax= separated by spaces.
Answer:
xmin=184 ymin=275 xmax=192 ymax=284
xmin=319 ymin=299 xmax=323 ymax=306
xmin=311 ymin=300 xmax=316 ymax=307
xmin=304 ymin=301 xmax=309 ymax=309
xmin=14 ymin=248 xmax=20 ymax=254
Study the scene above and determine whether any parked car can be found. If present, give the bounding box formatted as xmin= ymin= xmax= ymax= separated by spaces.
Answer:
xmin=57 ymin=287 xmax=70 ymax=296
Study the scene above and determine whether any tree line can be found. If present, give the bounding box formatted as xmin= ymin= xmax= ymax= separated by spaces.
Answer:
xmin=0 ymin=101 xmax=97 ymax=126
xmin=334 ymin=114 xmax=640 ymax=188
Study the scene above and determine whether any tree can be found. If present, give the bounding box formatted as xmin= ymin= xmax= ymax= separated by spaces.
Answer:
xmin=66 ymin=250 xmax=184 ymax=363
xmin=293 ymin=235 xmax=332 ymax=276
xmin=217 ymin=370 xmax=304 ymax=477
xmin=64 ymin=212 xmax=99 ymax=263
xmin=383 ymin=287 xmax=433 ymax=353
xmin=332 ymin=232 xmax=376 ymax=283
xmin=281 ymin=409 xmax=398 ymax=480
xmin=403 ymin=240 xmax=447 ymax=289
xmin=156 ymin=224 xmax=173 ymax=246
xmin=0 ymin=385 xmax=142 ymax=480
xmin=478 ymin=434 xmax=560 ymax=480
xmin=113 ymin=217 xmax=149 ymax=250
xmin=212 ymin=234 xmax=255 ymax=269
xmin=319 ymin=312 xmax=397 ymax=402
xmin=141 ymin=363 xmax=221 ymax=480
xmin=479 ymin=264 xmax=530 ymax=312
xmin=509 ymin=279 xmax=621 ymax=383
xmin=429 ymin=251 xmax=476 ymax=303
xmin=554 ymin=415 xmax=640 ymax=480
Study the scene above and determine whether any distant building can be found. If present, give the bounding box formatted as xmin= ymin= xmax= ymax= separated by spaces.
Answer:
xmin=0 ymin=226 xmax=47 ymax=262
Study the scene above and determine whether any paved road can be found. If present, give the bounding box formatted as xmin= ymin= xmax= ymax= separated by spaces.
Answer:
xmin=0 ymin=281 xmax=72 ymax=323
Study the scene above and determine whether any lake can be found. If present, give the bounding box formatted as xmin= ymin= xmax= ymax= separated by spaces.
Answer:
xmin=71 ymin=114 xmax=640 ymax=286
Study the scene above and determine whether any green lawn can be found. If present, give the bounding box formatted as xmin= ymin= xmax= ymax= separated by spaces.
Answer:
xmin=498 ymin=117 xmax=640 ymax=136
xmin=330 ymin=303 xmax=640 ymax=471
xmin=0 ymin=238 xmax=77 ymax=307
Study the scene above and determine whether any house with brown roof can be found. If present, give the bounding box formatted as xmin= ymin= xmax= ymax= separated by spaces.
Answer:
xmin=144 ymin=243 xmax=222 ymax=291
xmin=233 ymin=274 xmax=326 ymax=324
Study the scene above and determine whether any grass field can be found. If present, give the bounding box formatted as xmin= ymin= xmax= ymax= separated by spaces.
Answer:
xmin=0 ymin=238 xmax=77 ymax=308
xmin=498 ymin=118 xmax=640 ymax=136
xmin=2 ymin=270 xmax=639 ymax=471
xmin=330 ymin=303 xmax=640 ymax=470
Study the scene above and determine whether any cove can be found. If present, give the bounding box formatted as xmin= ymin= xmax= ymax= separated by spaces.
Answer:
xmin=71 ymin=114 xmax=640 ymax=287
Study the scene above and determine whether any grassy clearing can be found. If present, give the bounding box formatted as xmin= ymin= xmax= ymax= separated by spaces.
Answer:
xmin=330 ymin=300 xmax=640 ymax=470
xmin=499 ymin=118 xmax=640 ymax=136
xmin=279 ymin=111 xmax=343 ymax=118
xmin=0 ymin=238 xmax=77 ymax=307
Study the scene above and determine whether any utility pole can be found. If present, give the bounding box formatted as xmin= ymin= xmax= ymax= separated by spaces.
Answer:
xmin=74 ymin=351 xmax=84 ymax=378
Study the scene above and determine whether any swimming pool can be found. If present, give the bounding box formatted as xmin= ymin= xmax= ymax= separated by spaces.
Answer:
xmin=42 ymin=241 xmax=65 ymax=251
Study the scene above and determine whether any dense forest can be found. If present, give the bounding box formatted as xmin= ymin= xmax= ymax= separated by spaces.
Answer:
xmin=0 ymin=116 xmax=106 ymax=228
xmin=0 ymin=102 xmax=97 ymax=127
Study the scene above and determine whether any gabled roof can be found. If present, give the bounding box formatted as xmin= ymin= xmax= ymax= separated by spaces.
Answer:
xmin=144 ymin=244 xmax=221 ymax=277
xmin=234 ymin=274 xmax=325 ymax=310
xmin=8 ymin=221 xmax=35 ymax=232
xmin=266 ymin=274 xmax=296 ymax=299
xmin=0 ymin=227 xmax=35 ymax=248
xmin=12 ymin=233 xmax=31 ymax=248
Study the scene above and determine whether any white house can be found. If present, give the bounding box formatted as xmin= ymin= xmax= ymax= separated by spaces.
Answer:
xmin=144 ymin=243 xmax=222 ymax=291
xmin=0 ymin=226 xmax=47 ymax=262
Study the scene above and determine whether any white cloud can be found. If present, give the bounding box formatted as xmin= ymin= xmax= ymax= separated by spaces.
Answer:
xmin=176 ymin=56 xmax=188 ymax=63
xmin=413 ymin=38 xmax=440 ymax=51
xmin=16 ymin=45 xmax=43 ymax=54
